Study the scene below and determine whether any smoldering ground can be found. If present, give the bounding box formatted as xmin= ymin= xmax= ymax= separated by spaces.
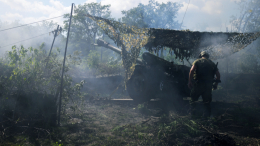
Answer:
xmin=63 ymin=34 xmax=260 ymax=145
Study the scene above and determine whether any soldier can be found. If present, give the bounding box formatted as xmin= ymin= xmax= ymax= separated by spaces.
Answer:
xmin=188 ymin=51 xmax=221 ymax=117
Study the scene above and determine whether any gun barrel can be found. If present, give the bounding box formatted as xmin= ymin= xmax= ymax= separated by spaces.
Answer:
xmin=97 ymin=39 xmax=122 ymax=54
xmin=96 ymin=39 xmax=143 ymax=65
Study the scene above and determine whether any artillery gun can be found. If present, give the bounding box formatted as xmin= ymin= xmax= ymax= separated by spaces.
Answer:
xmin=97 ymin=39 xmax=191 ymax=103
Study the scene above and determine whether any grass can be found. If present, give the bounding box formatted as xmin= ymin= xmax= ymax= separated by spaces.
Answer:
xmin=1 ymin=88 xmax=260 ymax=146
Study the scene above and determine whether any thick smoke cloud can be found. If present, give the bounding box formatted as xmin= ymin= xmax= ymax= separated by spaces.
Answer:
xmin=0 ymin=21 xmax=65 ymax=56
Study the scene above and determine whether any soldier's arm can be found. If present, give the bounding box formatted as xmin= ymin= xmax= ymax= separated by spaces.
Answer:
xmin=215 ymin=70 xmax=220 ymax=83
xmin=212 ymin=70 xmax=221 ymax=90
xmin=189 ymin=65 xmax=196 ymax=82
xmin=188 ymin=65 xmax=196 ymax=89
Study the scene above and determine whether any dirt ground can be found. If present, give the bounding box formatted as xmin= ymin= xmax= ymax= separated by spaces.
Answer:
xmin=1 ymin=81 xmax=260 ymax=146
xmin=50 ymin=91 xmax=260 ymax=146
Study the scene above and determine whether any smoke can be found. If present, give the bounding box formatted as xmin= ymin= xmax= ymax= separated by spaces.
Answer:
xmin=215 ymin=37 xmax=260 ymax=73
xmin=0 ymin=20 xmax=65 ymax=56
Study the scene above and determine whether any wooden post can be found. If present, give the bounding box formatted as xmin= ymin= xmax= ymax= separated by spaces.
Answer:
xmin=58 ymin=3 xmax=74 ymax=126
xmin=46 ymin=25 xmax=59 ymax=68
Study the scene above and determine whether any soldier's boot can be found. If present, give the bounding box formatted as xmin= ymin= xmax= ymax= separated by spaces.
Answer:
xmin=203 ymin=103 xmax=211 ymax=118
xmin=190 ymin=102 xmax=198 ymax=118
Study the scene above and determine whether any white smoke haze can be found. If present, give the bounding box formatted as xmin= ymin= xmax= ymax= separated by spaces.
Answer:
xmin=0 ymin=0 xmax=244 ymax=58
xmin=0 ymin=0 xmax=258 ymax=74
xmin=0 ymin=0 xmax=69 ymax=55
xmin=0 ymin=21 xmax=65 ymax=56
xmin=0 ymin=0 xmax=258 ymax=75
xmin=215 ymin=37 xmax=260 ymax=73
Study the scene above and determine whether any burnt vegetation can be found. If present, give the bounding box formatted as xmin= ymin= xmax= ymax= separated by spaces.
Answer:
xmin=1 ymin=1 xmax=260 ymax=146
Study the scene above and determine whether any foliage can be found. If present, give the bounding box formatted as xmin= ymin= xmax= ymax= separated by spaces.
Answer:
xmin=63 ymin=2 xmax=111 ymax=55
xmin=120 ymin=0 xmax=183 ymax=59
xmin=85 ymin=50 xmax=123 ymax=76
xmin=86 ymin=50 xmax=100 ymax=70
xmin=1 ymin=44 xmax=82 ymax=96
xmin=163 ymin=48 xmax=183 ymax=64
xmin=1 ymin=44 xmax=54 ymax=95
xmin=121 ymin=0 xmax=183 ymax=29
xmin=110 ymin=115 xmax=201 ymax=145
xmin=98 ymin=56 xmax=123 ymax=75
xmin=228 ymin=0 xmax=260 ymax=73
xmin=63 ymin=2 xmax=124 ymax=77
xmin=52 ymin=142 xmax=64 ymax=146
xmin=0 ymin=44 xmax=85 ymax=125
xmin=136 ymin=103 xmax=151 ymax=115
xmin=230 ymin=0 xmax=260 ymax=33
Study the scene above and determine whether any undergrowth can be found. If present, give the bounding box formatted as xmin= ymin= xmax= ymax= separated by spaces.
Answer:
xmin=0 ymin=44 xmax=85 ymax=145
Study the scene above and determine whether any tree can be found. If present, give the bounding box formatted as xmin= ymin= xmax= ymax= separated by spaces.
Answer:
xmin=230 ymin=0 xmax=260 ymax=33
xmin=63 ymin=3 xmax=125 ymax=76
xmin=63 ymin=3 xmax=111 ymax=55
xmin=120 ymin=0 xmax=183 ymax=59
xmin=121 ymin=0 xmax=183 ymax=29
xmin=229 ymin=0 xmax=260 ymax=73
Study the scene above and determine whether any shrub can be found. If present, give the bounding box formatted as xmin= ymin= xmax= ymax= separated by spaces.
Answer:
xmin=0 ymin=43 xmax=85 ymax=128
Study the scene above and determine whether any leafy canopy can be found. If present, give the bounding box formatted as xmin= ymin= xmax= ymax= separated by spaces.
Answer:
xmin=63 ymin=3 xmax=111 ymax=55
xmin=230 ymin=0 xmax=260 ymax=33
xmin=121 ymin=0 xmax=183 ymax=29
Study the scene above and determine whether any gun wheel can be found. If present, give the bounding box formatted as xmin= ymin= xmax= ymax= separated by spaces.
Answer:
xmin=126 ymin=66 xmax=151 ymax=103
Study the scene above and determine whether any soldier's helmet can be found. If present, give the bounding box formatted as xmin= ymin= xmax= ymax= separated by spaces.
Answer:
xmin=200 ymin=51 xmax=209 ymax=58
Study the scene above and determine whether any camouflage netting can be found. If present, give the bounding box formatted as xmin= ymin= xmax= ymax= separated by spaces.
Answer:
xmin=145 ymin=29 xmax=260 ymax=60
xmin=84 ymin=14 xmax=260 ymax=81
xmin=85 ymin=14 xmax=150 ymax=81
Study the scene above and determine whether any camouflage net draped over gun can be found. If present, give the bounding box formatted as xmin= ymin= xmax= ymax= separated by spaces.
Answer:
xmin=85 ymin=14 xmax=149 ymax=82
xmin=85 ymin=14 xmax=260 ymax=81
xmin=145 ymin=29 xmax=260 ymax=60
xmin=204 ymin=32 xmax=260 ymax=60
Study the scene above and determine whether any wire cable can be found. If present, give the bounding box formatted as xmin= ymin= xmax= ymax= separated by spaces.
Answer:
xmin=0 ymin=32 xmax=50 ymax=48
xmin=180 ymin=0 xmax=191 ymax=29
xmin=0 ymin=15 xmax=64 ymax=32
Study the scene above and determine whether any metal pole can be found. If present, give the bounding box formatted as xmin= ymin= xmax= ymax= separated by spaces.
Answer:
xmin=101 ymin=32 xmax=104 ymax=61
xmin=226 ymin=27 xmax=229 ymax=89
xmin=46 ymin=25 xmax=59 ymax=68
xmin=58 ymin=3 xmax=74 ymax=126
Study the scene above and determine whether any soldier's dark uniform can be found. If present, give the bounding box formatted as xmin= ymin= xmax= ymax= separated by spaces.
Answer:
xmin=190 ymin=55 xmax=218 ymax=117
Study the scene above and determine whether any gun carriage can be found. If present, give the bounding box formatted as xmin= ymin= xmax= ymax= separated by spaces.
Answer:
xmin=97 ymin=39 xmax=191 ymax=103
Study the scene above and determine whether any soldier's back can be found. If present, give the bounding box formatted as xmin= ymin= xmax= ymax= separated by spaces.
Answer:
xmin=192 ymin=58 xmax=216 ymax=81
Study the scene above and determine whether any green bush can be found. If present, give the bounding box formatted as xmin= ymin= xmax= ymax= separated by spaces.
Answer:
xmin=0 ymin=44 xmax=85 ymax=126
xmin=86 ymin=50 xmax=123 ymax=76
